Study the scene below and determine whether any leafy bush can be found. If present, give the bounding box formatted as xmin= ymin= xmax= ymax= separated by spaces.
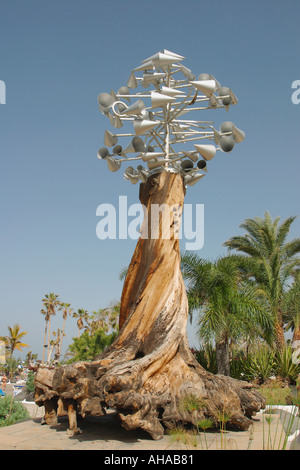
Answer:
xmin=229 ymin=353 xmax=249 ymax=380
xmin=26 ymin=371 xmax=35 ymax=393
xmin=0 ymin=396 xmax=29 ymax=427
xmin=67 ymin=328 xmax=117 ymax=363
xmin=195 ymin=343 xmax=300 ymax=385
xmin=195 ymin=345 xmax=217 ymax=374
xmin=244 ymin=347 xmax=276 ymax=383
xmin=274 ymin=345 xmax=300 ymax=384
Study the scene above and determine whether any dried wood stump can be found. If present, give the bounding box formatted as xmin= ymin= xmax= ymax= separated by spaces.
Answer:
xmin=35 ymin=171 xmax=265 ymax=439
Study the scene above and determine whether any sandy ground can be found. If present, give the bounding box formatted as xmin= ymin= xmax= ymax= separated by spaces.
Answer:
xmin=0 ymin=401 xmax=299 ymax=451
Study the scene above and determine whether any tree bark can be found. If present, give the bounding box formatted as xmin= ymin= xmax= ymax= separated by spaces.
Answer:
xmin=216 ymin=334 xmax=230 ymax=376
xmin=292 ymin=326 xmax=300 ymax=343
xmin=35 ymin=172 xmax=265 ymax=440
xmin=275 ymin=309 xmax=286 ymax=351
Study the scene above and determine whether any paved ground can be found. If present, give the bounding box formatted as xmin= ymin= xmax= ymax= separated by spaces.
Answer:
xmin=0 ymin=402 xmax=299 ymax=450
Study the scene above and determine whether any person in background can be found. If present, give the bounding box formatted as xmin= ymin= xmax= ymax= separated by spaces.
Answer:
xmin=1 ymin=374 xmax=7 ymax=390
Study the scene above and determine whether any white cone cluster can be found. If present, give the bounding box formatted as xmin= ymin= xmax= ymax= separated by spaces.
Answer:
xmin=97 ymin=50 xmax=245 ymax=187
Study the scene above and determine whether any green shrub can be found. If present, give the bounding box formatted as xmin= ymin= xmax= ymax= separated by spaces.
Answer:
xmin=195 ymin=345 xmax=217 ymax=374
xmin=229 ymin=354 xmax=249 ymax=380
xmin=0 ymin=396 xmax=29 ymax=427
xmin=67 ymin=328 xmax=117 ymax=363
xmin=244 ymin=347 xmax=276 ymax=383
xmin=274 ymin=345 xmax=300 ymax=384
xmin=26 ymin=371 xmax=35 ymax=393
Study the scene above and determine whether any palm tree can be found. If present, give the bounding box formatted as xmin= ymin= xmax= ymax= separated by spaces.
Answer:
xmin=181 ymin=253 xmax=273 ymax=375
xmin=224 ymin=212 xmax=300 ymax=351
xmin=41 ymin=293 xmax=60 ymax=363
xmin=40 ymin=307 xmax=50 ymax=366
xmin=73 ymin=309 xmax=89 ymax=337
xmin=48 ymin=329 xmax=63 ymax=364
xmin=119 ymin=267 xmax=128 ymax=282
xmin=59 ymin=302 xmax=73 ymax=355
xmin=91 ymin=303 xmax=120 ymax=335
xmin=1 ymin=324 xmax=29 ymax=357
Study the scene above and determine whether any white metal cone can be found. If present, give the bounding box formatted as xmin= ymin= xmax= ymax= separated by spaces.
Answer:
xmin=121 ymin=99 xmax=146 ymax=116
xmin=106 ymin=156 xmax=121 ymax=172
xmin=142 ymin=72 xmax=166 ymax=84
xmin=213 ymin=129 xmax=221 ymax=144
xmin=209 ymin=94 xmax=219 ymax=107
xmin=190 ymin=80 xmax=216 ymax=97
xmin=185 ymin=173 xmax=205 ymax=186
xmin=123 ymin=137 xmax=145 ymax=154
xmin=161 ymin=86 xmax=185 ymax=97
xmin=124 ymin=173 xmax=139 ymax=184
xmin=232 ymin=125 xmax=245 ymax=143
xmin=132 ymin=61 xmax=155 ymax=72
xmin=127 ymin=72 xmax=138 ymax=89
xmin=147 ymin=159 xmax=166 ymax=170
xmin=104 ymin=130 xmax=118 ymax=147
xmin=194 ymin=144 xmax=217 ymax=161
xmin=179 ymin=64 xmax=192 ymax=77
xmin=150 ymin=91 xmax=176 ymax=109
xmin=141 ymin=152 xmax=165 ymax=162
xmin=230 ymin=89 xmax=238 ymax=105
xmin=162 ymin=49 xmax=185 ymax=60
xmin=113 ymin=115 xmax=123 ymax=128
xmin=134 ymin=119 xmax=159 ymax=135
xmin=142 ymin=52 xmax=178 ymax=66
xmin=181 ymin=150 xmax=198 ymax=162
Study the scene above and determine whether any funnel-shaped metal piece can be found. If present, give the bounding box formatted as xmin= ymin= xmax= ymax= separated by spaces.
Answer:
xmin=123 ymin=136 xmax=146 ymax=154
xmin=150 ymin=91 xmax=176 ymax=109
xmin=120 ymin=99 xmax=146 ymax=116
xmin=106 ymin=156 xmax=121 ymax=172
xmin=190 ymin=80 xmax=216 ymax=97
xmin=127 ymin=72 xmax=138 ymax=89
xmin=134 ymin=119 xmax=160 ymax=135
xmin=104 ymin=130 xmax=118 ymax=147
xmin=184 ymin=173 xmax=205 ymax=186
xmin=194 ymin=144 xmax=217 ymax=161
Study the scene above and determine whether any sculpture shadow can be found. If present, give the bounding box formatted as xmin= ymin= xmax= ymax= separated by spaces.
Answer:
xmin=33 ymin=411 xmax=152 ymax=444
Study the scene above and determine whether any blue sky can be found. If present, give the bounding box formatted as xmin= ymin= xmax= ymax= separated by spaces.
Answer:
xmin=0 ymin=0 xmax=299 ymax=358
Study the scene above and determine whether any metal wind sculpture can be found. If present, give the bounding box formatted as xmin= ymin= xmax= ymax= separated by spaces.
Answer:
xmin=97 ymin=49 xmax=245 ymax=186
xmin=34 ymin=50 xmax=266 ymax=440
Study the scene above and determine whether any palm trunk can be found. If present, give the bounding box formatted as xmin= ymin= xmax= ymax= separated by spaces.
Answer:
xmin=42 ymin=321 xmax=48 ymax=366
xmin=47 ymin=315 xmax=52 ymax=364
xmin=35 ymin=172 xmax=266 ymax=439
xmin=216 ymin=333 xmax=230 ymax=376
xmin=274 ymin=308 xmax=286 ymax=351
xmin=292 ymin=325 xmax=300 ymax=343
xmin=59 ymin=318 xmax=66 ymax=355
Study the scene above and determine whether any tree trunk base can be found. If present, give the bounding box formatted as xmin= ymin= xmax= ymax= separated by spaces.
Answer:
xmin=34 ymin=172 xmax=265 ymax=440
xmin=34 ymin=357 xmax=265 ymax=440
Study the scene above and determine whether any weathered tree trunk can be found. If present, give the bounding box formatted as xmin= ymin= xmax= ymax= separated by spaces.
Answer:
xmin=35 ymin=172 xmax=265 ymax=439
